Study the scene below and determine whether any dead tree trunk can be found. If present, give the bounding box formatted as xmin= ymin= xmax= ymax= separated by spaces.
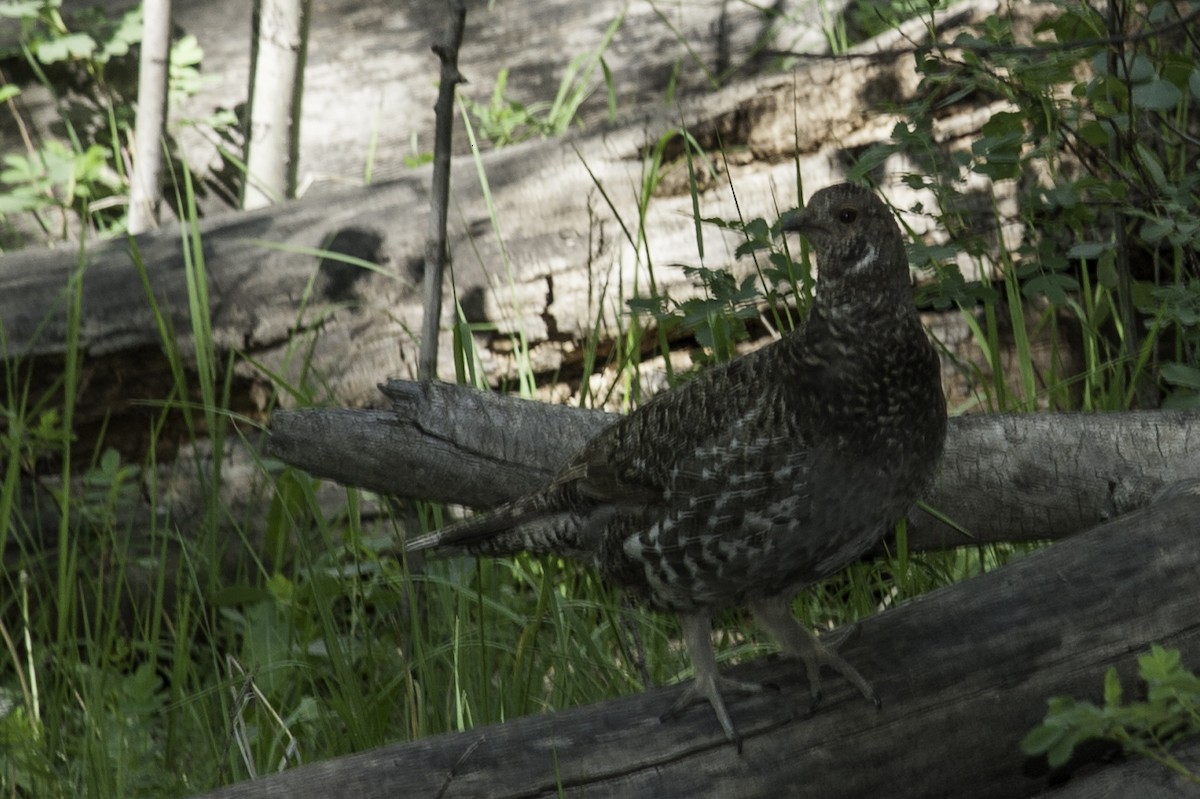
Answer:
xmin=190 ymin=487 xmax=1200 ymax=799
xmin=265 ymin=380 xmax=1200 ymax=550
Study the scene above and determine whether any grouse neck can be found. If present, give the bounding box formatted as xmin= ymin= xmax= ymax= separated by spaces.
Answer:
xmin=811 ymin=283 xmax=919 ymax=329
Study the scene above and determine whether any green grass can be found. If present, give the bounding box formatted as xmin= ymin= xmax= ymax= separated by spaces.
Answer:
xmin=2 ymin=0 xmax=1198 ymax=794
xmin=0 ymin=165 xmax=1063 ymax=795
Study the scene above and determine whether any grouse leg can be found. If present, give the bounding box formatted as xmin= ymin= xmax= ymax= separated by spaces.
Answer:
xmin=661 ymin=612 xmax=764 ymax=746
xmin=749 ymin=596 xmax=880 ymax=712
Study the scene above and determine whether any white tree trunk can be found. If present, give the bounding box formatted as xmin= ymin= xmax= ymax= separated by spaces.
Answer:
xmin=243 ymin=0 xmax=310 ymax=210
xmin=127 ymin=0 xmax=173 ymax=233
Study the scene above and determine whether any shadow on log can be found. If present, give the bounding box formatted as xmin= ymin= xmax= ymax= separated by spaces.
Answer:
xmin=193 ymin=486 xmax=1200 ymax=798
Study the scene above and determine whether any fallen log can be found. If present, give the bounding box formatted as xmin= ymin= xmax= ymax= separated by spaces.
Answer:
xmin=0 ymin=0 xmax=1040 ymax=468
xmin=264 ymin=380 xmax=1200 ymax=549
xmin=1 ymin=0 xmax=838 ymax=199
xmin=191 ymin=478 xmax=1200 ymax=798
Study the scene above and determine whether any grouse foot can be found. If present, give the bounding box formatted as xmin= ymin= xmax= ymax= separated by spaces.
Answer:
xmin=750 ymin=596 xmax=880 ymax=712
xmin=663 ymin=613 xmax=766 ymax=748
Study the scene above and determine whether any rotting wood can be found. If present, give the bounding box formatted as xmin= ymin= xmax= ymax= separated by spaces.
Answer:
xmin=188 ymin=488 xmax=1200 ymax=799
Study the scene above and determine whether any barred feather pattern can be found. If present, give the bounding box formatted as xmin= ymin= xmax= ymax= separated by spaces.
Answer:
xmin=410 ymin=183 xmax=947 ymax=618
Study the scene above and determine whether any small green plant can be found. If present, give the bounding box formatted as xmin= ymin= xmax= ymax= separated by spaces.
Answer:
xmin=0 ymin=0 xmax=143 ymax=71
xmin=0 ymin=1 xmax=143 ymax=235
xmin=628 ymin=213 xmax=811 ymax=366
xmin=0 ymin=1 xmax=224 ymax=242
xmin=464 ymin=10 xmax=623 ymax=148
xmin=1022 ymin=645 xmax=1200 ymax=783
xmin=0 ymin=140 xmax=123 ymax=229
xmin=629 ymin=263 xmax=761 ymax=365
xmin=846 ymin=0 xmax=938 ymax=42
xmin=846 ymin=0 xmax=1200 ymax=411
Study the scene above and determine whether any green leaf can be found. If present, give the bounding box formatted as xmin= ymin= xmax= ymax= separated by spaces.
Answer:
xmin=1067 ymin=242 xmax=1109 ymax=259
xmin=847 ymin=143 xmax=896 ymax=182
xmin=1132 ymin=79 xmax=1182 ymax=110
xmin=1103 ymin=53 xmax=1156 ymax=83
xmin=1022 ymin=272 xmax=1078 ymax=305
xmin=734 ymin=238 xmax=771 ymax=258
xmin=1096 ymin=251 xmax=1119 ymax=290
xmin=1046 ymin=7 xmax=1104 ymax=43
xmin=171 ymin=33 xmax=204 ymax=68
xmin=743 ymin=217 xmax=769 ymax=241
xmin=1 ymin=153 xmax=35 ymax=181
xmin=1047 ymin=735 xmax=1080 ymax=767
xmin=0 ymin=1 xmax=44 ymax=19
xmin=1147 ymin=1 xmax=1175 ymax=23
xmin=1021 ymin=722 xmax=1065 ymax=756
xmin=266 ymin=572 xmax=295 ymax=602
xmin=1161 ymin=363 xmax=1200 ymax=391
xmin=0 ymin=192 xmax=48 ymax=215
xmin=1141 ymin=645 xmax=1184 ymax=680
xmin=1077 ymin=119 xmax=1111 ymax=147
xmin=1140 ymin=218 xmax=1173 ymax=243
xmin=1190 ymin=68 xmax=1200 ymax=99
xmin=1134 ymin=143 xmax=1168 ymax=189
xmin=1104 ymin=667 xmax=1123 ymax=706
xmin=98 ymin=7 xmax=143 ymax=63
xmin=1163 ymin=391 xmax=1200 ymax=410
xmin=35 ymin=32 xmax=97 ymax=64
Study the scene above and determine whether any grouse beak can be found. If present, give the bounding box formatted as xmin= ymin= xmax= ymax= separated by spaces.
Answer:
xmin=780 ymin=208 xmax=806 ymax=233
xmin=780 ymin=207 xmax=820 ymax=236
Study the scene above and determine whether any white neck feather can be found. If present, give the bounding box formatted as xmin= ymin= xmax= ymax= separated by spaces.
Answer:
xmin=850 ymin=243 xmax=878 ymax=274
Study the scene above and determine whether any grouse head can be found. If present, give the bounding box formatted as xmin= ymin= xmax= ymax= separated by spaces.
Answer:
xmin=782 ymin=183 xmax=913 ymax=315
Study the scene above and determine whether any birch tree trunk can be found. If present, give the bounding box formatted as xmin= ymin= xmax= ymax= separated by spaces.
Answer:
xmin=127 ymin=0 xmax=172 ymax=233
xmin=243 ymin=0 xmax=311 ymax=209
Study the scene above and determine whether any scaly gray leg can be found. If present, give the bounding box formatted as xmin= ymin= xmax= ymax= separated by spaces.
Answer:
xmin=749 ymin=596 xmax=879 ymax=711
xmin=661 ymin=612 xmax=764 ymax=747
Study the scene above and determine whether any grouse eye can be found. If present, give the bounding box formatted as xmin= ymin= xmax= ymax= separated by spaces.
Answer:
xmin=837 ymin=207 xmax=858 ymax=224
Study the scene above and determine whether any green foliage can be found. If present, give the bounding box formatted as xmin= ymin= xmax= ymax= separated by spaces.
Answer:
xmin=0 ymin=1 xmax=222 ymax=242
xmin=0 ymin=140 xmax=122 ymax=220
xmin=1022 ymin=645 xmax=1200 ymax=783
xmin=4 ymin=1 xmax=1200 ymax=795
xmin=846 ymin=0 xmax=1200 ymax=410
xmin=845 ymin=0 xmax=938 ymax=42
xmin=0 ymin=0 xmax=141 ymax=67
xmin=0 ymin=660 xmax=184 ymax=796
xmin=464 ymin=10 xmax=623 ymax=148
xmin=629 ymin=264 xmax=761 ymax=365
xmin=463 ymin=67 xmax=546 ymax=148
xmin=628 ymin=213 xmax=811 ymax=366
xmin=74 ymin=447 xmax=141 ymax=529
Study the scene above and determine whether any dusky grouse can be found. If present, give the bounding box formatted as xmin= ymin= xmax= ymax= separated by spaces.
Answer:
xmin=406 ymin=182 xmax=947 ymax=745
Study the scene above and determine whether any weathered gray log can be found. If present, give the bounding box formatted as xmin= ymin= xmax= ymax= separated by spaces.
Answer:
xmin=190 ymin=483 xmax=1200 ymax=799
xmin=0 ymin=0 xmax=1029 ymax=454
xmin=264 ymin=379 xmax=1200 ymax=550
